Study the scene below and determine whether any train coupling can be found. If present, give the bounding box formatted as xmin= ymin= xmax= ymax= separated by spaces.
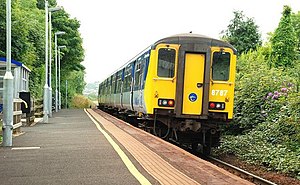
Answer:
xmin=179 ymin=119 xmax=201 ymax=132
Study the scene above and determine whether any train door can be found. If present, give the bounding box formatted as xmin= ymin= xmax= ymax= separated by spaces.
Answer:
xmin=139 ymin=60 xmax=144 ymax=108
xmin=133 ymin=59 xmax=142 ymax=109
xmin=130 ymin=61 xmax=135 ymax=111
xmin=182 ymin=53 xmax=205 ymax=115
xmin=120 ymin=68 xmax=125 ymax=108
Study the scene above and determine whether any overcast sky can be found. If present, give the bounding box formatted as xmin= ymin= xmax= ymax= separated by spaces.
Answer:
xmin=56 ymin=0 xmax=300 ymax=83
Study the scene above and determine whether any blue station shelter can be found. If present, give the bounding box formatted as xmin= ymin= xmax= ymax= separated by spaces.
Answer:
xmin=0 ymin=57 xmax=31 ymax=111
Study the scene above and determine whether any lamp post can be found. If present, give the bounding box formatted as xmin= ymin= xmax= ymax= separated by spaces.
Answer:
xmin=55 ymin=32 xmax=65 ymax=112
xmin=3 ymin=0 xmax=13 ymax=146
xmin=48 ymin=6 xmax=62 ymax=117
xmin=43 ymin=1 xmax=62 ymax=122
xmin=58 ymin=45 xmax=66 ymax=110
xmin=43 ymin=0 xmax=49 ymax=123
xmin=66 ymin=80 xmax=68 ymax=109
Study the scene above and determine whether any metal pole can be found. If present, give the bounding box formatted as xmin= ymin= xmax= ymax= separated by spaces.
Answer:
xmin=58 ymin=45 xmax=66 ymax=110
xmin=55 ymin=33 xmax=65 ymax=111
xmin=48 ymin=11 xmax=52 ymax=117
xmin=55 ymin=34 xmax=58 ymax=112
xmin=3 ymin=0 xmax=14 ymax=146
xmin=58 ymin=47 xmax=61 ymax=109
xmin=43 ymin=0 xmax=49 ymax=123
xmin=66 ymin=80 xmax=68 ymax=109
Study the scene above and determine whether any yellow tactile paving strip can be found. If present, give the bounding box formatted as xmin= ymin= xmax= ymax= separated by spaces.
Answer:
xmin=87 ymin=109 xmax=199 ymax=185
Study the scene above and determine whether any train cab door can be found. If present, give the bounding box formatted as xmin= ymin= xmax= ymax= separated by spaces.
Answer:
xmin=182 ymin=53 xmax=205 ymax=115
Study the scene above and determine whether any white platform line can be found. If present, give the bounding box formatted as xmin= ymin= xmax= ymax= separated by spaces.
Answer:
xmin=11 ymin=147 xmax=41 ymax=150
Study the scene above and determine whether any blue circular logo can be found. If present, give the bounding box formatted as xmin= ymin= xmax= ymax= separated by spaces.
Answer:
xmin=189 ymin=93 xmax=197 ymax=102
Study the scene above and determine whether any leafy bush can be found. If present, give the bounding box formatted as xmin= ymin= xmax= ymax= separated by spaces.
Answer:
xmin=217 ymin=48 xmax=300 ymax=177
xmin=218 ymin=109 xmax=300 ymax=178
xmin=228 ymin=48 xmax=294 ymax=133
xmin=218 ymin=6 xmax=300 ymax=179
xmin=71 ymin=94 xmax=94 ymax=108
xmin=218 ymin=88 xmax=300 ymax=177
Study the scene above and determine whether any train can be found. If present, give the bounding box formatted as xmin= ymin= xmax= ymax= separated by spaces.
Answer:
xmin=98 ymin=33 xmax=237 ymax=154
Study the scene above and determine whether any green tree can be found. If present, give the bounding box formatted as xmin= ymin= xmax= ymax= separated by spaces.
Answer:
xmin=270 ymin=5 xmax=297 ymax=68
xmin=1 ymin=0 xmax=86 ymax=100
xmin=221 ymin=11 xmax=262 ymax=55
xmin=291 ymin=11 xmax=300 ymax=58
xmin=0 ymin=1 xmax=5 ymax=56
xmin=0 ymin=0 xmax=46 ymax=98
xmin=50 ymin=8 xmax=86 ymax=105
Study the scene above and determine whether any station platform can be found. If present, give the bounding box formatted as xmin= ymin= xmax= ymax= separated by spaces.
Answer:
xmin=0 ymin=109 xmax=253 ymax=185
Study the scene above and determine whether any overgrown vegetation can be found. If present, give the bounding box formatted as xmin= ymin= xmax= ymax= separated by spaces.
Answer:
xmin=216 ymin=6 xmax=300 ymax=179
xmin=0 ymin=0 xmax=86 ymax=106
xmin=71 ymin=94 xmax=95 ymax=108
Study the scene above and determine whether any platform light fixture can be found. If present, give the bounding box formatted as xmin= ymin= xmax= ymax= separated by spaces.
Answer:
xmin=55 ymin=32 xmax=65 ymax=112
xmin=48 ymin=5 xmax=62 ymax=117
xmin=3 ymin=0 xmax=13 ymax=146
xmin=43 ymin=0 xmax=49 ymax=123
xmin=57 ymin=45 xmax=66 ymax=110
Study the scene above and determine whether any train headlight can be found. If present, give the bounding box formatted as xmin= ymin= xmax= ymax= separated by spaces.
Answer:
xmin=163 ymin=100 xmax=168 ymax=105
xmin=209 ymin=102 xmax=225 ymax=110
xmin=158 ymin=99 xmax=175 ymax=107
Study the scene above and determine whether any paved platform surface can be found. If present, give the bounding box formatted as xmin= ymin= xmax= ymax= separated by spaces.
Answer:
xmin=0 ymin=109 xmax=146 ymax=185
xmin=1 ymin=109 xmax=253 ymax=185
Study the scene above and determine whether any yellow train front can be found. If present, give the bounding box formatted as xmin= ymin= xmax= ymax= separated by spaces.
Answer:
xmin=98 ymin=33 xmax=237 ymax=154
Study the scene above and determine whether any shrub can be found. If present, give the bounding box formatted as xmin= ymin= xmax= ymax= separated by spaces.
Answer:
xmin=71 ymin=94 xmax=94 ymax=108
xmin=217 ymin=44 xmax=300 ymax=178
xmin=229 ymin=49 xmax=294 ymax=133
xmin=218 ymin=82 xmax=300 ymax=177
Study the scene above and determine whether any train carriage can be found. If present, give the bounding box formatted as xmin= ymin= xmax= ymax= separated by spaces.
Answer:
xmin=98 ymin=33 xmax=237 ymax=154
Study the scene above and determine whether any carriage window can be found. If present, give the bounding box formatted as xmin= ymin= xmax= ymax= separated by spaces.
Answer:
xmin=116 ymin=71 xmax=122 ymax=93
xmin=124 ymin=66 xmax=132 ymax=92
xmin=157 ymin=48 xmax=175 ymax=78
xmin=212 ymin=52 xmax=230 ymax=81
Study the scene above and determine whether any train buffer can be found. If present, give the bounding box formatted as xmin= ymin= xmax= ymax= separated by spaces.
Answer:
xmin=0 ymin=109 xmax=253 ymax=185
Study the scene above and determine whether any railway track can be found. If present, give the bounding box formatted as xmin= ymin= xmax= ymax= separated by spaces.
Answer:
xmin=170 ymin=142 xmax=278 ymax=185
xmin=207 ymin=156 xmax=277 ymax=185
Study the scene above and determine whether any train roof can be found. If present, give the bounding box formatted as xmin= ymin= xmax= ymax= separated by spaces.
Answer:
xmin=100 ymin=33 xmax=237 ymax=84
xmin=153 ymin=33 xmax=237 ymax=53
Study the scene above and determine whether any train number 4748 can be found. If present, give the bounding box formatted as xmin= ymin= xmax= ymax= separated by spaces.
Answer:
xmin=211 ymin=90 xmax=228 ymax=96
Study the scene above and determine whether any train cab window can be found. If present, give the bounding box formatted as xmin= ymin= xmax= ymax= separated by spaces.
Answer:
xmin=157 ymin=48 xmax=175 ymax=78
xmin=212 ymin=52 xmax=230 ymax=81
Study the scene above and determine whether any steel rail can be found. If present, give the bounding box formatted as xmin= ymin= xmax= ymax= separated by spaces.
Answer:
xmin=207 ymin=156 xmax=277 ymax=185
